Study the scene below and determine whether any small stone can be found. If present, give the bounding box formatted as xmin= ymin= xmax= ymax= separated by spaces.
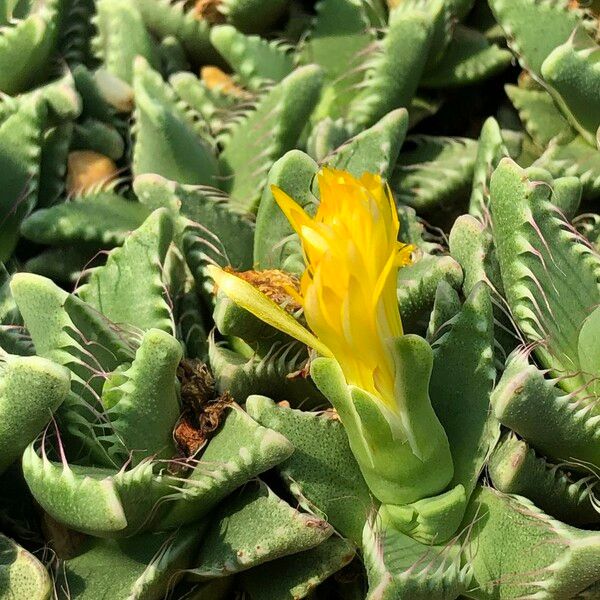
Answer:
xmin=66 ymin=151 xmax=118 ymax=195
xmin=200 ymin=65 xmax=250 ymax=99
xmin=94 ymin=69 xmax=134 ymax=113
xmin=194 ymin=0 xmax=226 ymax=24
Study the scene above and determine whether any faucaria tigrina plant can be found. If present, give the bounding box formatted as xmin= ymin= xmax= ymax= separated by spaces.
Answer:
xmin=0 ymin=0 xmax=600 ymax=599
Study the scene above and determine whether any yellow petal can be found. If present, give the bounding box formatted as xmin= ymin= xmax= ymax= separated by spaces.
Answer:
xmin=271 ymin=186 xmax=314 ymax=236
xmin=207 ymin=265 xmax=333 ymax=358
xmin=300 ymin=225 xmax=329 ymax=258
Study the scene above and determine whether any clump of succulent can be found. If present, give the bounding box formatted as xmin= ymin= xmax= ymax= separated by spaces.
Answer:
xmin=1 ymin=0 xmax=600 ymax=599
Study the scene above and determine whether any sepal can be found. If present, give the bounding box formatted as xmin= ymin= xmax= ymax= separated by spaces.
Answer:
xmin=310 ymin=335 xmax=453 ymax=509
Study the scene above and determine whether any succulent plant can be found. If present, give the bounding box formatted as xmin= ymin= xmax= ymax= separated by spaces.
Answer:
xmin=0 ymin=0 xmax=600 ymax=598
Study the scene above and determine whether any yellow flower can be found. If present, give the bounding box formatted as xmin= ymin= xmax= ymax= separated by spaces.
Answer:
xmin=208 ymin=167 xmax=413 ymax=411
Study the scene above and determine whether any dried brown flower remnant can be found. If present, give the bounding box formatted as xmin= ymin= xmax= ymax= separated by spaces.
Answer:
xmin=172 ymin=417 xmax=205 ymax=459
xmin=200 ymin=66 xmax=250 ymax=99
xmin=178 ymin=359 xmax=215 ymax=411
xmin=174 ymin=413 xmax=232 ymax=457
xmin=221 ymin=268 xmax=303 ymax=313
xmin=194 ymin=0 xmax=225 ymax=24
xmin=66 ymin=151 xmax=118 ymax=195
xmin=173 ymin=359 xmax=232 ymax=457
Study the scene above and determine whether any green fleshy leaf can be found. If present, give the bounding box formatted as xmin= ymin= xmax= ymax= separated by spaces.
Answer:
xmin=253 ymin=150 xmax=318 ymax=274
xmin=449 ymin=216 xmax=500 ymax=298
xmin=430 ymin=283 xmax=499 ymax=500
xmin=62 ymin=527 xmax=201 ymax=598
xmin=300 ymin=0 xmax=372 ymax=82
xmin=11 ymin=273 xmax=143 ymax=461
xmin=190 ymin=481 xmax=333 ymax=579
xmin=241 ymin=537 xmax=356 ymax=600
xmin=246 ymin=395 xmax=372 ymax=545
xmin=324 ymin=108 xmax=409 ymax=181
xmin=488 ymin=0 xmax=582 ymax=77
xmin=392 ymin=0 xmax=451 ymax=72
xmin=492 ymin=350 xmax=600 ymax=470
xmin=505 ymin=84 xmax=575 ymax=149
xmin=0 ymin=354 xmax=70 ymax=474
xmin=0 ymin=265 xmax=32 ymax=356
xmin=22 ymin=446 xmax=176 ymax=537
xmin=71 ymin=118 xmax=125 ymax=160
xmin=427 ymin=280 xmax=461 ymax=343
xmin=161 ymin=404 xmax=294 ymax=528
xmin=11 ymin=273 xmax=133 ymax=370
xmin=0 ymin=0 xmax=65 ymax=94
xmin=422 ymin=25 xmax=511 ymax=88
xmin=301 ymin=0 xmax=374 ymax=121
xmin=132 ymin=0 xmax=215 ymax=63
xmin=93 ymin=0 xmax=161 ymax=85
xmin=177 ymin=287 xmax=209 ymax=361
xmin=24 ymin=245 xmax=103 ymax=286
xmin=170 ymin=71 xmax=237 ymax=135
xmin=488 ymin=432 xmax=600 ymax=526
xmin=346 ymin=6 xmax=432 ymax=128
xmin=490 ymin=157 xmax=600 ymax=391
xmin=58 ymin=0 xmax=96 ymax=67
xmin=468 ymin=117 xmax=509 ymax=218
xmin=11 ymin=273 xmax=131 ymax=404
xmin=23 ymin=446 xmax=128 ymax=535
xmin=218 ymin=65 xmax=323 ymax=213
xmin=362 ymin=512 xmax=470 ymax=600
xmin=158 ymin=35 xmax=190 ymax=77
xmin=392 ymin=136 xmax=478 ymax=213
xmin=37 ymin=122 xmax=72 ymax=209
xmin=77 ymin=209 xmax=175 ymax=334
xmin=220 ymin=0 xmax=289 ymax=34
xmin=397 ymin=253 xmax=464 ymax=333
xmin=0 ymin=97 xmax=46 ymax=262
xmin=99 ymin=328 xmax=182 ymax=464
xmin=210 ymin=25 xmax=294 ymax=89
xmin=72 ymin=64 xmax=123 ymax=124
xmin=306 ymin=118 xmax=349 ymax=163
xmin=132 ymin=57 xmax=219 ymax=187
xmin=542 ymin=28 xmax=600 ymax=145
xmin=21 ymin=193 xmax=150 ymax=247
xmin=578 ymin=305 xmax=600 ymax=388
xmin=0 ymin=534 xmax=52 ymax=600
xmin=135 ymin=174 xmax=254 ymax=273
xmin=208 ymin=338 xmax=323 ymax=409
xmin=463 ymin=485 xmax=600 ymax=599
xmin=551 ymin=175 xmax=582 ymax=220
xmin=535 ymin=135 xmax=600 ymax=200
